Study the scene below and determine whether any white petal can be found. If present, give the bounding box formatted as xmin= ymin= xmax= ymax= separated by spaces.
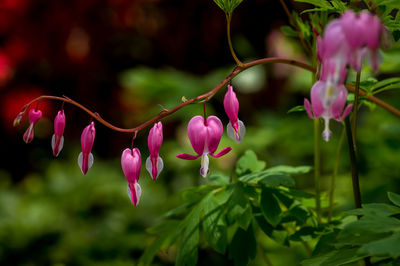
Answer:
xmin=322 ymin=119 xmax=332 ymax=142
xmin=145 ymin=156 xmax=164 ymax=180
xmin=145 ymin=156 xmax=152 ymax=177
xmin=78 ymin=152 xmax=83 ymax=173
xmin=227 ymin=121 xmax=246 ymax=144
xmin=200 ymin=153 xmax=209 ymax=178
xmin=156 ymin=157 xmax=164 ymax=178
xmin=51 ymin=134 xmax=55 ymax=151
xmin=135 ymin=183 xmax=142 ymax=205
xmin=88 ymin=152 xmax=94 ymax=170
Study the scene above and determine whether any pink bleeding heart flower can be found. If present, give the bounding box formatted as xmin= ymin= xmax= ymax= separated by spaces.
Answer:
xmin=177 ymin=115 xmax=232 ymax=177
xmin=23 ymin=109 xmax=42 ymax=143
xmin=121 ymin=148 xmax=142 ymax=206
xmin=51 ymin=110 xmax=66 ymax=157
xmin=146 ymin=122 xmax=163 ymax=180
xmin=78 ymin=122 xmax=95 ymax=175
xmin=223 ymin=85 xmax=246 ymax=143
xmin=304 ymin=81 xmax=353 ymax=142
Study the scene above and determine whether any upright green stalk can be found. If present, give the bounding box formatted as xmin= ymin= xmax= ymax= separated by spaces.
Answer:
xmin=314 ymin=119 xmax=321 ymax=224
xmin=328 ymin=128 xmax=345 ymax=221
xmin=344 ymin=117 xmax=362 ymax=209
xmin=226 ymin=13 xmax=244 ymax=67
xmin=351 ymin=71 xmax=361 ymax=151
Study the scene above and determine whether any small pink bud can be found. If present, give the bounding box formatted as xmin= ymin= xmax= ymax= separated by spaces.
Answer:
xmin=52 ymin=110 xmax=66 ymax=157
xmin=223 ymin=85 xmax=246 ymax=143
xmin=78 ymin=122 xmax=95 ymax=174
xmin=177 ymin=115 xmax=232 ymax=177
xmin=121 ymin=148 xmax=142 ymax=184
xmin=121 ymin=148 xmax=142 ymax=206
xmin=23 ymin=109 xmax=42 ymax=143
xmin=146 ymin=122 xmax=163 ymax=180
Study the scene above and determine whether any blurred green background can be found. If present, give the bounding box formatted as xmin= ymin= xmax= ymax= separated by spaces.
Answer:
xmin=0 ymin=0 xmax=400 ymax=265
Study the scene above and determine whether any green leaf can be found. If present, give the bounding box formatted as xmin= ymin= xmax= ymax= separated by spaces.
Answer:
xmin=346 ymin=203 xmax=400 ymax=217
xmin=209 ymin=174 xmax=230 ymax=185
xmin=239 ymin=171 xmax=293 ymax=186
xmin=288 ymin=105 xmax=305 ymax=113
xmin=281 ymin=25 xmax=298 ymax=37
xmin=213 ymin=0 xmax=243 ymax=13
xmin=295 ymin=0 xmax=332 ymax=8
xmin=226 ymin=184 xmax=252 ymax=229
xmin=138 ymin=233 xmax=171 ymax=266
xmin=388 ymin=192 xmax=400 ymax=207
xmin=260 ymin=186 xmax=282 ymax=227
xmin=340 ymin=216 xmax=400 ymax=238
xmin=254 ymin=215 xmax=273 ymax=238
xmin=359 ymin=232 xmax=400 ymax=258
xmin=235 ymin=150 xmax=266 ymax=176
xmin=302 ymin=247 xmax=366 ymax=266
xmin=267 ymin=165 xmax=312 ymax=175
xmin=228 ymin=224 xmax=257 ymax=266
xmin=176 ymin=197 xmax=206 ymax=266
xmin=202 ymin=195 xmax=228 ymax=253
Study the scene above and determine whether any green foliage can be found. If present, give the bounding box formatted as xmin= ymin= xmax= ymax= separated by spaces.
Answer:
xmin=141 ymin=150 xmax=315 ymax=265
xmin=213 ymin=0 xmax=243 ymax=13
xmin=303 ymin=192 xmax=400 ymax=265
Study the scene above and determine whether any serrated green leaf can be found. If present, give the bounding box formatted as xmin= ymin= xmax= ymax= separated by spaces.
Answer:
xmin=226 ymin=184 xmax=252 ymax=229
xmin=235 ymin=150 xmax=266 ymax=176
xmin=209 ymin=173 xmax=230 ymax=185
xmin=260 ymin=187 xmax=282 ymax=227
xmin=388 ymin=191 xmax=400 ymax=207
xmin=176 ymin=198 xmax=205 ymax=266
xmin=359 ymin=232 xmax=400 ymax=258
xmin=346 ymin=203 xmax=400 ymax=217
xmin=239 ymin=171 xmax=294 ymax=187
xmin=228 ymin=224 xmax=257 ymax=266
xmin=202 ymin=195 xmax=228 ymax=253
xmin=301 ymin=247 xmax=366 ymax=266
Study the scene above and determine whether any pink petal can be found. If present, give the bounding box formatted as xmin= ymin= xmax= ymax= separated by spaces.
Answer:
xmin=304 ymin=98 xmax=314 ymax=119
xmin=310 ymin=81 xmax=324 ymax=118
xmin=336 ymin=104 xmax=353 ymax=122
xmin=331 ymin=85 xmax=348 ymax=119
xmin=210 ymin=147 xmax=232 ymax=158
xmin=223 ymin=85 xmax=239 ymax=126
xmin=187 ymin=116 xmax=207 ymax=155
xmin=121 ymin=148 xmax=141 ymax=183
xmin=205 ymin=116 xmax=223 ymax=154
xmin=176 ymin=153 xmax=200 ymax=160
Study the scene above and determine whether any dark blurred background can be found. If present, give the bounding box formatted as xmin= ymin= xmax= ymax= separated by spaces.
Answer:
xmin=0 ymin=0 xmax=400 ymax=265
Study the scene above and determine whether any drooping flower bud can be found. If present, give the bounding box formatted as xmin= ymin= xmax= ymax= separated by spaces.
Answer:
xmin=52 ymin=110 xmax=66 ymax=157
xmin=223 ymin=85 xmax=246 ymax=143
xmin=23 ymin=109 xmax=42 ymax=143
xmin=78 ymin=122 xmax=95 ymax=175
xmin=359 ymin=11 xmax=383 ymax=71
xmin=121 ymin=148 xmax=142 ymax=206
xmin=304 ymin=81 xmax=353 ymax=142
xmin=146 ymin=122 xmax=163 ymax=180
xmin=177 ymin=115 xmax=232 ymax=177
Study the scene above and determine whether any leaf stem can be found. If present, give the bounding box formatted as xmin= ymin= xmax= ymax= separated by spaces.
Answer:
xmin=328 ymin=127 xmax=345 ymax=222
xmin=257 ymin=245 xmax=274 ymax=266
xmin=226 ymin=13 xmax=244 ymax=67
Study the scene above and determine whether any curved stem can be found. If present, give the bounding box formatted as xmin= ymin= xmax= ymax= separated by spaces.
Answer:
xmin=351 ymin=71 xmax=361 ymax=152
xmin=226 ymin=13 xmax=244 ymax=67
xmin=328 ymin=127 xmax=345 ymax=222
xmin=15 ymin=58 xmax=400 ymax=133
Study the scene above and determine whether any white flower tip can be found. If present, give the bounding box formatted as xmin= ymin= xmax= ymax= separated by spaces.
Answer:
xmin=145 ymin=156 xmax=164 ymax=180
xmin=227 ymin=120 xmax=246 ymax=144
xmin=200 ymin=154 xmax=209 ymax=178
xmin=127 ymin=183 xmax=142 ymax=206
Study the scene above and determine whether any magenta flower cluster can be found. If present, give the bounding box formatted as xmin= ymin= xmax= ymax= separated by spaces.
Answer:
xmin=305 ymin=10 xmax=383 ymax=141
xmin=19 ymin=85 xmax=245 ymax=206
